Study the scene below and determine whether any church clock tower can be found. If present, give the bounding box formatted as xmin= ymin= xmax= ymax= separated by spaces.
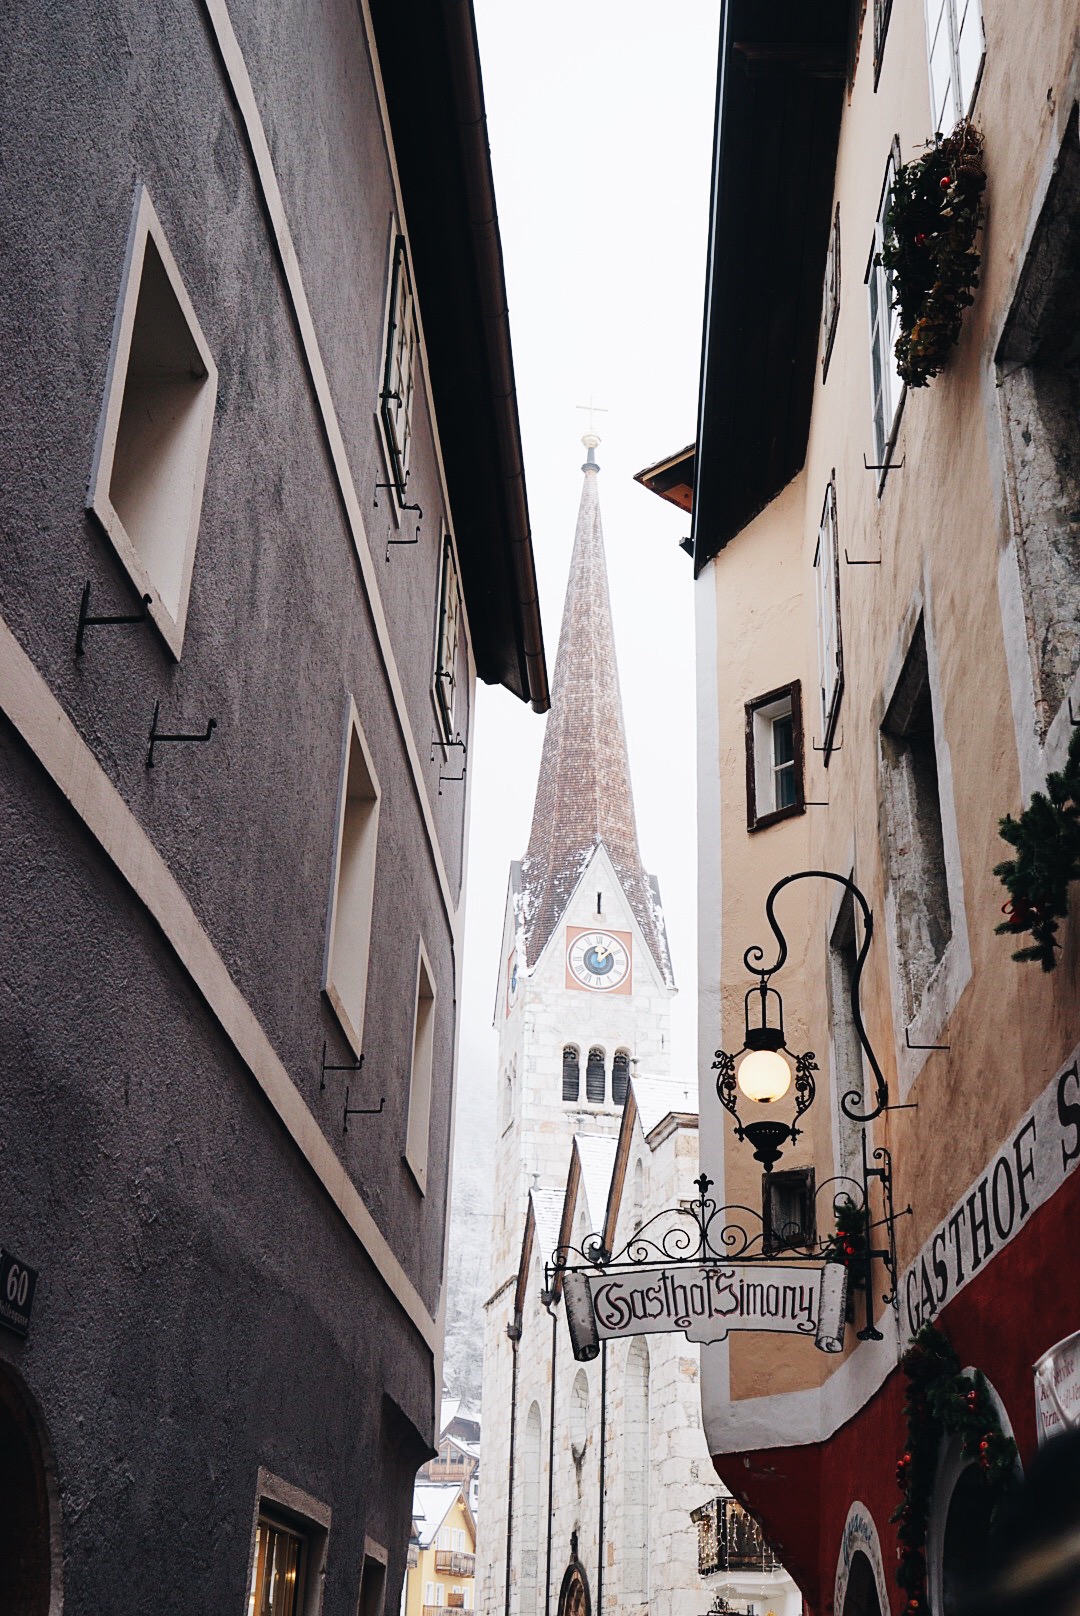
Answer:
xmin=486 ymin=432 xmax=676 ymax=1298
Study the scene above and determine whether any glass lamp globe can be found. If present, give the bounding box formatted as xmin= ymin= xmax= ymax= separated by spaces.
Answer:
xmin=737 ymin=1047 xmax=792 ymax=1103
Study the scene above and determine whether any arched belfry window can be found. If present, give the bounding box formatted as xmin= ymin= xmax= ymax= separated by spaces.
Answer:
xmin=612 ymin=1050 xmax=631 ymax=1106
xmin=586 ymin=1047 xmax=606 ymax=1104
xmin=562 ymin=1046 xmax=580 ymax=1103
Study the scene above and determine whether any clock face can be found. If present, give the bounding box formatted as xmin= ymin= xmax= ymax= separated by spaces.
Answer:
xmin=506 ymin=950 xmax=520 ymax=1015
xmin=566 ymin=929 xmax=631 ymax=992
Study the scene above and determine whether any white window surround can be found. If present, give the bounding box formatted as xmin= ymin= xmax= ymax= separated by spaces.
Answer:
xmin=877 ymin=589 xmax=971 ymax=1097
xmin=324 ymin=700 xmax=382 ymax=1059
xmin=815 ymin=481 xmax=844 ymax=756
xmin=404 ymin=939 xmax=437 ymax=1192
xmin=88 ymin=186 xmax=218 ymax=660
xmin=866 ymin=148 xmax=905 ymax=476
xmin=924 ymin=0 xmax=985 ymax=134
xmin=433 ymin=529 xmax=463 ymax=747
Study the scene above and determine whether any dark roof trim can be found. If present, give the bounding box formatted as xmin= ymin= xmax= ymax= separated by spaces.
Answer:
xmin=633 ymin=444 xmax=696 ymax=514
xmin=691 ymin=1 xmax=850 ymax=576
xmin=370 ymin=0 xmax=549 ymax=712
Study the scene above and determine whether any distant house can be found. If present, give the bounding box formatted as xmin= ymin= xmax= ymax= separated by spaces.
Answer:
xmin=405 ymin=1484 xmax=478 ymax=1616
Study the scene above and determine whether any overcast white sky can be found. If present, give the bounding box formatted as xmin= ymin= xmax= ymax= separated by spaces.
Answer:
xmin=445 ymin=4 xmax=720 ymax=1394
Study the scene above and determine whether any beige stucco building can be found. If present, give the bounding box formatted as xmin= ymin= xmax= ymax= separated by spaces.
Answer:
xmin=638 ymin=2 xmax=1080 ymax=1614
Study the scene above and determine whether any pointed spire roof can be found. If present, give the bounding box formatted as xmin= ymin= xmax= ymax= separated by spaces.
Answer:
xmin=519 ymin=438 xmax=672 ymax=983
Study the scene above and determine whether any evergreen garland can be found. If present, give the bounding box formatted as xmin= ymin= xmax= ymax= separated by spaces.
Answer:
xmin=995 ymin=724 xmax=1080 ymax=969
xmin=892 ymin=1324 xmax=1018 ymax=1616
xmin=821 ymin=1196 xmax=868 ymax=1322
xmin=881 ymin=121 xmax=986 ymax=386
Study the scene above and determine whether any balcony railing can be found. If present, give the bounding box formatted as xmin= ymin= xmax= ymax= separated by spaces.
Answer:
xmin=434 ymin=1553 xmax=475 ymax=1577
xmin=690 ymin=1498 xmax=782 ymax=1577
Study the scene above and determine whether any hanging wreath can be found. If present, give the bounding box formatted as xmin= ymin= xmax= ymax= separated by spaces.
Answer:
xmin=892 ymin=1324 xmax=1018 ymax=1616
xmin=880 ymin=121 xmax=986 ymax=387
xmin=995 ymin=724 xmax=1080 ymax=970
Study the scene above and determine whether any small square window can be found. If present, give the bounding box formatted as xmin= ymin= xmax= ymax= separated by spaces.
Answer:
xmin=89 ymin=187 xmax=218 ymax=659
xmin=434 ymin=533 xmax=463 ymax=745
xmin=745 ymin=682 xmax=805 ymax=831
xmin=405 ymin=943 xmax=437 ymax=1192
xmin=763 ymin=1168 xmax=816 ymax=1254
xmin=381 ymin=235 xmax=417 ymax=501
xmin=325 ymin=703 xmax=381 ymax=1057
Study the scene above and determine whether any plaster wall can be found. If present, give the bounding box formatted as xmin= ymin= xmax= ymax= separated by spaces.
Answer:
xmin=696 ymin=0 xmax=1080 ymax=1456
xmin=0 ymin=0 xmax=502 ymax=1608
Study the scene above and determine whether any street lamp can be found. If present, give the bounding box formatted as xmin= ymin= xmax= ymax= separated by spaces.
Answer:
xmin=713 ymin=870 xmax=889 ymax=1172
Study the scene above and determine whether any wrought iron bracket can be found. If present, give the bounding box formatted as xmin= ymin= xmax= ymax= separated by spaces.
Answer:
xmin=320 ymin=1041 xmax=385 ymax=1128
xmin=812 ymin=730 xmax=842 ymax=753
xmin=76 ymin=581 xmax=152 ymax=657
xmin=431 ymin=734 xmax=466 ymax=793
xmin=146 ymin=702 xmax=216 ymax=769
xmin=863 ymin=452 xmax=905 ymax=472
xmin=904 ymin=1026 xmax=950 ymax=1052
xmin=844 ymin=548 xmax=882 ymax=566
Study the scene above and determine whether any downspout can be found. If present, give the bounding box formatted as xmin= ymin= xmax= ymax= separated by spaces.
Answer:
xmin=597 ymin=1339 xmax=607 ymax=1616
xmin=544 ymin=1304 xmax=557 ymax=1616
xmin=505 ymin=1315 xmax=522 ymax=1616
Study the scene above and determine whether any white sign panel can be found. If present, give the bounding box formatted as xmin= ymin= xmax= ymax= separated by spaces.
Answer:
xmin=901 ymin=1048 xmax=1080 ymax=1337
xmin=588 ymin=1263 xmax=822 ymax=1344
xmin=1034 ymin=1329 xmax=1080 ymax=1444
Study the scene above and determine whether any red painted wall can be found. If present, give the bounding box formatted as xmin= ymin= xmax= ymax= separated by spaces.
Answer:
xmin=712 ymin=1168 xmax=1080 ymax=1616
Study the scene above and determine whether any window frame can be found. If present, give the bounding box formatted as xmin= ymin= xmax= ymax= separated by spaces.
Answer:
xmin=822 ymin=203 xmax=841 ymax=381
xmin=433 ymin=529 xmax=463 ymax=747
xmin=88 ymin=185 xmax=218 ymax=660
xmin=380 ymin=234 xmax=417 ymax=503
xmin=873 ymin=0 xmax=894 ymax=86
xmin=744 ymin=681 xmax=805 ymax=831
xmin=324 ymin=700 xmax=382 ymax=1060
xmin=866 ymin=143 xmax=906 ymax=483
xmin=762 ymin=1167 xmax=817 ymax=1255
xmin=245 ymin=1468 xmax=330 ymax=1616
xmin=814 ymin=480 xmax=844 ymax=759
xmin=404 ymin=939 xmax=437 ymax=1193
xmin=924 ymin=0 xmax=985 ymax=134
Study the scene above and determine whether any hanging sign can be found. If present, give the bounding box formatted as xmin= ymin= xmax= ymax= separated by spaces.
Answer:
xmin=1034 ymin=1329 xmax=1080 ymax=1444
xmin=562 ymin=1262 xmax=830 ymax=1361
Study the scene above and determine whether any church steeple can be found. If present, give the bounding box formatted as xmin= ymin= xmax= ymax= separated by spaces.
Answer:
xmin=519 ymin=437 xmax=672 ymax=983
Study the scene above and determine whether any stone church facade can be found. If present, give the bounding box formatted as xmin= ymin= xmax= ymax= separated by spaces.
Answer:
xmin=477 ymin=443 xmax=799 ymax=1616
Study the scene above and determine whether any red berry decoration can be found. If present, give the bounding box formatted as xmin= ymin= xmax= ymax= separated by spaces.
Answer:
xmin=940 ymin=173 xmax=951 ymax=189
xmin=915 ymin=232 xmax=927 ymax=246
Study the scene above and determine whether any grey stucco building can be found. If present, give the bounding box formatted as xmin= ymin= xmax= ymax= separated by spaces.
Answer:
xmin=0 ymin=2 xmax=546 ymax=1611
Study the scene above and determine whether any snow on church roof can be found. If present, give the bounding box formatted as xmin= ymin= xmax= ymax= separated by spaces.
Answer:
xmin=575 ymin=1134 xmax=619 ymax=1233
xmin=517 ymin=444 xmax=673 ymax=985
xmin=632 ymin=1076 xmax=698 ymax=1139
xmin=531 ymin=1187 xmax=565 ymax=1274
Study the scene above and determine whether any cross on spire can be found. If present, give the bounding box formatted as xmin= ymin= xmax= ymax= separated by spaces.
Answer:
xmin=575 ymin=397 xmax=608 ymax=439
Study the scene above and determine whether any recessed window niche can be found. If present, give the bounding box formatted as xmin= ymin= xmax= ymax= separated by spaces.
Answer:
xmin=89 ymin=187 xmax=217 ymax=658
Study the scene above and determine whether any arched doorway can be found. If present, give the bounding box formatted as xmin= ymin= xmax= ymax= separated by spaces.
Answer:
xmin=940 ymin=1463 xmax=998 ymax=1616
xmin=0 ymin=1366 xmax=57 ymax=1615
xmin=841 ymin=1551 xmax=883 ymax=1616
xmin=557 ymin=1552 xmax=591 ymax=1616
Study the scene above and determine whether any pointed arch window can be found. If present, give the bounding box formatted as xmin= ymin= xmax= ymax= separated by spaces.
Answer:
xmin=612 ymin=1050 xmax=631 ymax=1107
xmin=562 ymin=1046 xmax=580 ymax=1103
xmin=520 ymin=1403 xmax=542 ymax=1616
xmin=585 ymin=1047 xmax=606 ymax=1105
